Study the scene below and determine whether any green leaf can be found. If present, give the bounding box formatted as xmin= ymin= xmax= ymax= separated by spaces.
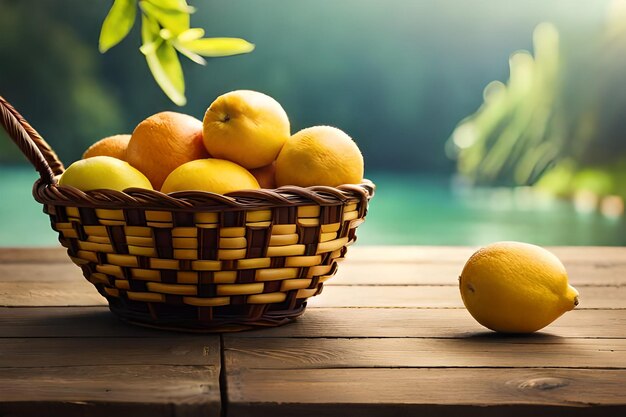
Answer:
xmin=141 ymin=14 xmax=186 ymax=105
xmin=139 ymin=0 xmax=189 ymax=35
xmin=173 ymin=42 xmax=207 ymax=65
xmin=99 ymin=0 xmax=137 ymax=53
xmin=180 ymin=37 xmax=255 ymax=57
xmin=178 ymin=28 xmax=205 ymax=43
xmin=147 ymin=0 xmax=195 ymax=14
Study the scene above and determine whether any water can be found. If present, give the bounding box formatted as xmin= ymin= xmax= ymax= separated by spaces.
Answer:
xmin=0 ymin=166 xmax=624 ymax=247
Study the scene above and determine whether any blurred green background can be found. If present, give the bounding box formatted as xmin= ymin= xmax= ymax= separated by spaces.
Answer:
xmin=1 ymin=0 xmax=625 ymax=246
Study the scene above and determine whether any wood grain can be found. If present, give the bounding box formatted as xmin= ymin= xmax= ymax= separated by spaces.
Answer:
xmin=224 ymin=337 xmax=626 ymax=369
xmin=224 ymin=308 xmax=626 ymax=339
xmin=226 ymin=368 xmax=626 ymax=417
xmin=0 ymin=365 xmax=220 ymax=417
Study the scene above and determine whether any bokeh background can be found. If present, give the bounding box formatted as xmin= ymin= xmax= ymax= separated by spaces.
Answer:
xmin=1 ymin=0 xmax=625 ymax=246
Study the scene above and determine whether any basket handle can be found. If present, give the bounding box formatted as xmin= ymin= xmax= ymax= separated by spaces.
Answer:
xmin=0 ymin=95 xmax=65 ymax=184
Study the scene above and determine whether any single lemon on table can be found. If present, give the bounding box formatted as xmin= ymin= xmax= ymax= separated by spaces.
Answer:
xmin=82 ymin=134 xmax=130 ymax=160
xmin=202 ymin=90 xmax=290 ymax=169
xmin=59 ymin=156 xmax=153 ymax=191
xmin=459 ymin=241 xmax=579 ymax=333
xmin=275 ymin=125 xmax=364 ymax=187
xmin=161 ymin=158 xmax=260 ymax=194
xmin=126 ymin=111 xmax=209 ymax=190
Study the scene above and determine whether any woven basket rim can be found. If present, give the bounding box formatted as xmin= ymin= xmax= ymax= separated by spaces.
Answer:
xmin=33 ymin=178 xmax=375 ymax=211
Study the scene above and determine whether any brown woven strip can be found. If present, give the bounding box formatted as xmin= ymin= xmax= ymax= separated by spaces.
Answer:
xmin=154 ymin=228 xmax=173 ymax=258
xmin=199 ymin=228 xmax=219 ymax=260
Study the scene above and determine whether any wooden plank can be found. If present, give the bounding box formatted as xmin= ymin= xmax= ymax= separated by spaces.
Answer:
xmin=0 ymin=281 xmax=106 ymax=306
xmin=0 ymin=365 xmax=220 ymax=417
xmin=0 ymin=247 xmax=69 ymax=263
xmin=224 ymin=337 xmax=626 ymax=369
xmin=226 ymin=368 xmax=626 ymax=417
xmin=307 ymin=285 xmax=626 ymax=309
xmin=332 ymin=261 xmax=626 ymax=286
xmin=1 ymin=281 xmax=622 ymax=308
xmin=0 ymin=263 xmax=82 ymax=282
xmin=0 ymin=337 xmax=220 ymax=367
xmin=225 ymin=308 xmax=626 ymax=339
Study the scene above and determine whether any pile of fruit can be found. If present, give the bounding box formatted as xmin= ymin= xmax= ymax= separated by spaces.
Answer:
xmin=59 ymin=90 xmax=364 ymax=194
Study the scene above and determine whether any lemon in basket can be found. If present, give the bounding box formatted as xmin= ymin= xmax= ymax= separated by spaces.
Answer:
xmin=161 ymin=158 xmax=260 ymax=194
xmin=202 ymin=90 xmax=290 ymax=169
xmin=275 ymin=125 xmax=364 ymax=187
xmin=59 ymin=156 xmax=153 ymax=191
xmin=459 ymin=241 xmax=579 ymax=333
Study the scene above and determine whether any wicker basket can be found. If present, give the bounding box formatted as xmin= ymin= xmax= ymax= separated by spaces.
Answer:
xmin=0 ymin=95 xmax=375 ymax=332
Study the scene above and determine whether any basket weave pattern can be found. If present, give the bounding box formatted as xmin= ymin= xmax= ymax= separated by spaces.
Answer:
xmin=0 ymin=95 xmax=374 ymax=331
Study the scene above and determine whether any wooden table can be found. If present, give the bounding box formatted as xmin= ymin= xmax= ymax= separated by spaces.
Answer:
xmin=1 ymin=246 xmax=625 ymax=416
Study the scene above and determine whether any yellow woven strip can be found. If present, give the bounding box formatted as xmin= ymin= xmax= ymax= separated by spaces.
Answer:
xmin=329 ymin=249 xmax=343 ymax=259
xmin=320 ymin=232 xmax=337 ymax=242
xmin=307 ymin=264 xmax=334 ymax=277
xmin=295 ymin=288 xmax=318 ymax=299
xmin=214 ymin=271 xmax=238 ymax=283
xmin=297 ymin=205 xmax=320 ymax=218
xmin=126 ymin=236 xmax=154 ymax=247
xmin=69 ymin=256 xmax=89 ymax=266
xmin=147 ymin=282 xmax=197 ymax=295
xmin=100 ymin=219 xmax=126 ymax=226
xmin=217 ymin=283 xmax=264 ymax=296
xmin=255 ymin=267 xmax=299 ymax=281
xmin=96 ymin=264 xmax=124 ymax=279
xmin=146 ymin=221 xmax=174 ymax=228
xmin=172 ymin=227 xmax=198 ymax=238
xmin=149 ymin=258 xmax=180 ymax=270
xmin=95 ymin=209 xmax=125 ymax=220
xmin=345 ymin=202 xmax=358 ymax=212
xmin=83 ymin=225 xmax=109 ymax=237
xmin=76 ymin=250 xmax=98 ymax=263
xmin=86 ymin=235 xmax=111 ymax=244
xmin=269 ymin=234 xmax=298 ymax=246
xmin=271 ymin=224 xmax=296 ymax=235
xmin=280 ymin=278 xmax=313 ymax=291
xmin=114 ymin=280 xmax=130 ymax=290
xmin=53 ymin=222 xmax=73 ymax=231
xmin=177 ymin=271 xmax=198 ymax=284
xmin=127 ymin=291 xmax=165 ymax=302
xmin=195 ymin=212 xmax=219 ymax=224
xmin=247 ymin=292 xmax=287 ymax=304
xmin=298 ymin=218 xmax=319 ymax=227
xmin=319 ymin=274 xmax=335 ymax=283
xmin=320 ymin=223 xmax=341 ymax=233
xmin=342 ymin=210 xmax=359 ymax=221
xmin=124 ymin=226 xmax=152 ymax=237
xmin=246 ymin=209 xmax=272 ymax=222
xmin=173 ymin=249 xmax=198 ymax=260
xmin=89 ymin=273 xmax=110 ymax=285
xmin=284 ymin=255 xmax=322 ymax=267
xmin=128 ymin=245 xmax=158 ymax=257
xmin=349 ymin=218 xmax=365 ymax=228
xmin=183 ymin=296 xmax=230 ymax=307
xmin=131 ymin=268 xmax=161 ymax=281
xmin=266 ymin=244 xmax=305 ymax=257
xmin=220 ymin=227 xmax=246 ymax=238
xmin=66 ymin=207 xmax=80 ymax=217
xmin=172 ymin=238 xmax=198 ymax=249
xmin=246 ymin=221 xmax=271 ymax=228
xmin=219 ymin=237 xmax=247 ymax=249
xmin=77 ymin=241 xmax=115 ymax=253
xmin=218 ymin=248 xmax=247 ymax=260
xmin=316 ymin=237 xmax=349 ymax=254
xmin=236 ymin=258 xmax=271 ymax=270
xmin=191 ymin=260 xmax=222 ymax=271
xmin=145 ymin=211 xmax=172 ymax=222
xmin=61 ymin=229 xmax=79 ymax=239
xmin=197 ymin=223 xmax=219 ymax=229
xmin=104 ymin=287 xmax=119 ymax=297
xmin=108 ymin=254 xmax=139 ymax=267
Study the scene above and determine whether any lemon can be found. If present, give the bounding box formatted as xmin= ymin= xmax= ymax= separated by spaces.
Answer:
xmin=275 ymin=126 xmax=364 ymax=187
xmin=202 ymin=90 xmax=290 ymax=169
xmin=59 ymin=156 xmax=153 ymax=191
xmin=161 ymin=158 xmax=260 ymax=194
xmin=459 ymin=241 xmax=579 ymax=333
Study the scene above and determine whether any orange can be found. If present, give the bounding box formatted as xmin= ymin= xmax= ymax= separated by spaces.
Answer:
xmin=126 ymin=112 xmax=208 ymax=190
xmin=275 ymin=126 xmax=364 ymax=187
xmin=202 ymin=90 xmax=290 ymax=169
xmin=161 ymin=159 xmax=260 ymax=194
xmin=250 ymin=163 xmax=276 ymax=189
xmin=82 ymin=134 xmax=130 ymax=160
